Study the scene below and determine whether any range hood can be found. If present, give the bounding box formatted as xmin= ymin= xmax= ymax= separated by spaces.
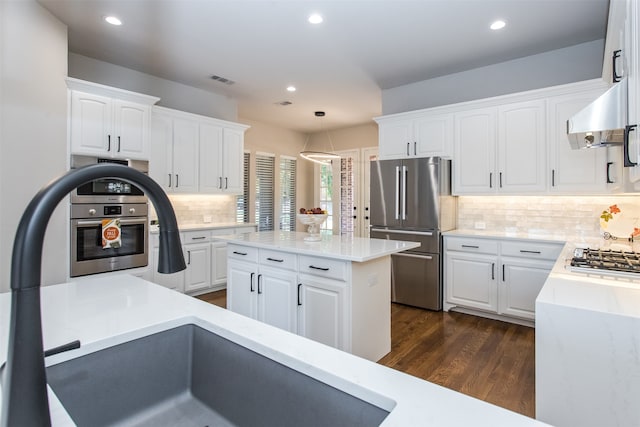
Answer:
xmin=567 ymin=78 xmax=627 ymax=149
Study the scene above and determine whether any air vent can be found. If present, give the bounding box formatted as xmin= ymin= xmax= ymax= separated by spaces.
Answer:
xmin=210 ymin=75 xmax=236 ymax=85
xmin=275 ymin=101 xmax=293 ymax=106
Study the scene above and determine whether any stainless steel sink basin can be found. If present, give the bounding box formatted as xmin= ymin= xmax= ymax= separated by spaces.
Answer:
xmin=46 ymin=324 xmax=390 ymax=427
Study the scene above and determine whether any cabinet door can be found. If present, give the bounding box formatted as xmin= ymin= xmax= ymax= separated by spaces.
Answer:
xmin=172 ymin=118 xmax=199 ymax=193
xmin=298 ymin=276 xmax=346 ymax=351
xmin=445 ymin=252 xmax=498 ymax=312
xmin=199 ymin=123 xmax=224 ymax=193
xmin=150 ymin=112 xmax=173 ymax=191
xmin=70 ymin=91 xmax=112 ymax=155
xmin=547 ymin=91 xmax=608 ymax=193
xmin=498 ymin=100 xmax=546 ymax=193
xmin=378 ymin=119 xmax=413 ymax=160
xmin=212 ymin=241 xmax=227 ymax=286
xmin=500 ymin=258 xmax=554 ymax=320
xmin=183 ymin=242 xmax=211 ymax=293
xmin=414 ymin=114 xmax=454 ymax=158
xmin=151 ymin=245 xmax=185 ymax=292
xmin=257 ymin=266 xmax=298 ymax=333
xmin=227 ymin=260 xmax=257 ymax=319
xmin=627 ymin=0 xmax=640 ymax=183
xmin=223 ymin=128 xmax=245 ymax=194
xmin=453 ymin=107 xmax=496 ymax=194
xmin=113 ymin=100 xmax=149 ymax=159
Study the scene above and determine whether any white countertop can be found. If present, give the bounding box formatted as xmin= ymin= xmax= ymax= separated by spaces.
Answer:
xmin=215 ymin=231 xmax=421 ymax=262
xmin=0 ymin=275 xmax=547 ymax=426
xmin=150 ymin=222 xmax=257 ymax=234
xmin=444 ymin=229 xmax=569 ymax=244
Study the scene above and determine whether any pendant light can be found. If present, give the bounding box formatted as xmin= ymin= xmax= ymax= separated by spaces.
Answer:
xmin=300 ymin=111 xmax=340 ymax=165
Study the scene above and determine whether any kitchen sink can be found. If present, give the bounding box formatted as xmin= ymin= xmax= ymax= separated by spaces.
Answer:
xmin=46 ymin=324 xmax=390 ymax=427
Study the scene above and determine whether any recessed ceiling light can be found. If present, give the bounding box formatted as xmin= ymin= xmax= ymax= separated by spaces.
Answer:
xmin=286 ymin=86 xmax=297 ymax=92
xmin=490 ymin=20 xmax=506 ymax=30
xmin=104 ymin=16 xmax=122 ymax=26
xmin=308 ymin=13 xmax=323 ymax=24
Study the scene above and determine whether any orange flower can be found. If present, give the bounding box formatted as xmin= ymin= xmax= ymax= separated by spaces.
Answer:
xmin=632 ymin=228 xmax=640 ymax=237
xmin=610 ymin=204 xmax=621 ymax=214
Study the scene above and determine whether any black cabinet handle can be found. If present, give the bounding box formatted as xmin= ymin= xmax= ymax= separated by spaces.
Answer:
xmin=107 ymin=134 xmax=111 ymax=151
xmin=168 ymin=174 xmax=172 ymax=188
xmin=607 ymin=162 xmax=614 ymax=183
xmin=489 ymin=172 xmax=493 ymax=188
xmin=414 ymin=141 xmax=417 ymax=155
xmin=461 ymin=244 xmax=479 ymax=249
xmin=406 ymin=142 xmax=410 ymax=156
xmin=225 ymin=177 xmax=228 ymax=189
xmin=257 ymin=274 xmax=263 ymax=294
xmin=491 ymin=263 xmax=495 ymax=280
xmin=266 ymin=257 xmax=284 ymax=263
xmin=520 ymin=250 xmax=542 ymax=254
xmin=502 ymin=264 xmax=505 ymax=282
xmin=233 ymin=251 xmax=248 ymax=256
xmin=176 ymin=174 xmax=179 ymax=187
xmin=297 ymin=283 xmax=302 ymax=306
xmin=219 ymin=177 xmax=222 ymax=189
xmin=117 ymin=136 xmax=121 ymax=152
xmin=250 ymin=272 xmax=255 ymax=292
xmin=499 ymin=172 xmax=503 ymax=188
xmin=551 ymin=169 xmax=555 ymax=187
xmin=187 ymin=250 xmax=191 ymax=265
xmin=624 ymin=124 xmax=638 ymax=167
xmin=309 ymin=265 xmax=329 ymax=271
xmin=613 ymin=49 xmax=623 ymax=83
xmin=191 ymin=236 xmax=206 ymax=240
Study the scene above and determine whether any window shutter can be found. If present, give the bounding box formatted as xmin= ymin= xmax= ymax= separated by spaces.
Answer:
xmin=236 ymin=152 xmax=250 ymax=223
xmin=279 ymin=157 xmax=297 ymax=231
xmin=255 ymin=154 xmax=275 ymax=231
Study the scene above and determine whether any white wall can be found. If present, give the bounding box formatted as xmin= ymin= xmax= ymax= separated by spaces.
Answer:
xmin=306 ymin=122 xmax=378 ymax=152
xmin=0 ymin=0 xmax=69 ymax=292
xmin=382 ymin=40 xmax=604 ymax=115
xmin=69 ymin=53 xmax=238 ymax=122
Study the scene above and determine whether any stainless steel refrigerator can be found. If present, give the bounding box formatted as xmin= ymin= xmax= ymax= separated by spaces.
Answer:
xmin=370 ymin=157 xmax=456 ymax=310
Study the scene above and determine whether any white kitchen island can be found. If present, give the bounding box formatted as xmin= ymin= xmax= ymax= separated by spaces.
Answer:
xmin=536 ymin=242 xmax=640 ymax=427
xmin=0 ymin=275 xmax=549 ymax=426
xmin=216 ymin=230 xmax=420 ymax=362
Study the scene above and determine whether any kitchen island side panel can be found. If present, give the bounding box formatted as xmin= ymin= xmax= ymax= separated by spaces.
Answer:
xmin=536 ymin=300 xmax=640 ymax=427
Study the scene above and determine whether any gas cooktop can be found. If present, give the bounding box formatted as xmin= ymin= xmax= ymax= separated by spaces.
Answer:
xmin=570 ymin=248 xmax=640 ymax=277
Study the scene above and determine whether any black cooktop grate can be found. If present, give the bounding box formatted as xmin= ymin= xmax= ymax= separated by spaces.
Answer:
xmin=571 ymin=248 xmax=640 ymax=273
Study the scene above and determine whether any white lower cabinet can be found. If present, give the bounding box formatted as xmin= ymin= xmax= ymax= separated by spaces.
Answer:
xmin=444 ymin=235 xmax=562 ymax=322
xmin=297 ymin=275 xmax=347 ymax=350
xmin=226 ymin=243 xmax=390 ymax=361
xmin=183 ymin=240 xmax=211 ymax=294
xmin=151 ymin=233 xmax=185 ymax=292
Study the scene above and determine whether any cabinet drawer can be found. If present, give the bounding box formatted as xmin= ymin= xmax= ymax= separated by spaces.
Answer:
xmin=445 ymin=237 xmax=498 ymax=254
xmin=298 ymin=256 xmax=348 ymax=282
xmin=183 ymin=230 xmax=211 ymax=243
xmin=259 ymin=249 xmax=297 ymax=271
xmin=227 ymin=244 xmax=258 ymax=263
xmin=500 ymin=241 xmax=563 ymax=260
xmin=210 ymin=228 xmax=235 ymax=238
xmin=234 ymin=226 xmax=256 ymax=234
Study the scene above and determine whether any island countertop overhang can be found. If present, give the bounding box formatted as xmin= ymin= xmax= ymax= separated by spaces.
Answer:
xmin=214 ymin=231 xmax=421 ymax=262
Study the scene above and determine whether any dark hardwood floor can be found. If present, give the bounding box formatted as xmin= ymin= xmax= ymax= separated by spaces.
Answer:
xmin=196 ymin=290 xmax=535 ymax=418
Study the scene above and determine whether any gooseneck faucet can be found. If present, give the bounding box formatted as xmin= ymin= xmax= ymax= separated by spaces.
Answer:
xmin=1 ymin=163 xmax=186 ymax=426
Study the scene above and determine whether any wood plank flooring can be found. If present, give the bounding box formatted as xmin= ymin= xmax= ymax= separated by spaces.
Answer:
xmin=196 ymin=290 xmax=535 ymax=418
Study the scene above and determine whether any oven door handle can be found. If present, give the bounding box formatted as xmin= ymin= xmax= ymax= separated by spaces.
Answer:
xmin=75 ymin=218 xmax=147 ymax=226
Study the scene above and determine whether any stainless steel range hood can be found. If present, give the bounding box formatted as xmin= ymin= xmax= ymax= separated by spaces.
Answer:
xmin=567 ymin=78 xmax=627 ymax=149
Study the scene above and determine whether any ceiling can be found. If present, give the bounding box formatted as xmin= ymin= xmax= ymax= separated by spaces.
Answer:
xmin=37 ymin=0 xmax=610 ymax=133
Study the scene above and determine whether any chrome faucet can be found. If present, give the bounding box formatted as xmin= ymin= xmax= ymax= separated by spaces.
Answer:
xmin=0 ymin=163 xmax=186 ymax=426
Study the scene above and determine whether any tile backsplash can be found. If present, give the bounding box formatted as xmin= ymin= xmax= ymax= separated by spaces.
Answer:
xmin=150 ymin=194 xmax=238 ymax=225
xmin=458 ymin=196 xmax=640 ymax=240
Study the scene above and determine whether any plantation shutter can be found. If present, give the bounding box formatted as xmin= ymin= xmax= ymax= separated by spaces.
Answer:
xmin=279 ymin=156 xmax=297 ymax=231
xmin=255 ymin=153 xmax=275 ymax=231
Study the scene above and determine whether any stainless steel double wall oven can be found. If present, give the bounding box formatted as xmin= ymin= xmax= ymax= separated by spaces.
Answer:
xmin=70 ymin=155 xmax=149 ymax=277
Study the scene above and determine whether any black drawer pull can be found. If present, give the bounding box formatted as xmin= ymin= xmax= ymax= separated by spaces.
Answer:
xmin=309 ymin=265 xmax=330 ymax=271
xmin=297 ymin=283 xmax=302 ymax=306
xmin=266 ymin=257 xmax=284 ymax=263
xmin=519 ymin=250 xmax=541 ymax=254
xmin=233 ymin=251 xmax=248 ymax=256
xmin=191 ymin=236 xmax=206 ymax=240
xmin=461 ymin=245 xmax=479 ymax=249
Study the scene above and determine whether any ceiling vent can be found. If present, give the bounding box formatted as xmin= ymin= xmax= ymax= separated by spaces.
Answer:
xmin=275 ymin=101 xmax=293 ymax=106
xmin=210 ymin=75 xmax=236 ymax=85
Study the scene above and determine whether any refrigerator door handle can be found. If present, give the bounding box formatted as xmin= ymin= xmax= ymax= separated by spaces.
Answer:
xmin=402 ymin=165 xmax=408 ymax=220
xmin=395 ymin=166 xmax=401 ymax=220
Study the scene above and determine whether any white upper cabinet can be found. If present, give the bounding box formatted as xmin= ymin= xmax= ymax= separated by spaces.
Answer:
xmin=67 ymin=78 xmax=159 ymax=160
xmin=375 ymin=112 xmax=453 ymax=160
xmin=150 ymin=106 xmax=248 ymax=195
xmin=454 ymin=99 xmax=545 ymax=194
xmin=547 ymin=86 xmax=609 ymax=193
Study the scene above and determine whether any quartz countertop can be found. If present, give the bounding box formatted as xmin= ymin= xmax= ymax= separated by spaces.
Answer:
xmin=149 ymin=222 xmax=257 ymax=234
xmin=0 ymin=275 xmax=548 ymax=426
xmin=443 ymin=229 xmax=569 ymax=243
xmin=215 ymin=231 xmax=421 ymax=262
